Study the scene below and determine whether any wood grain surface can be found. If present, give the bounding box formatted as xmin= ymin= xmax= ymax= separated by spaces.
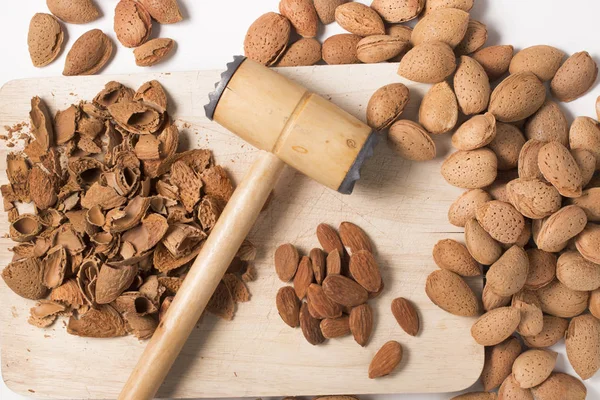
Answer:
xmin=0 ymin=62 xmax=483 ymax=399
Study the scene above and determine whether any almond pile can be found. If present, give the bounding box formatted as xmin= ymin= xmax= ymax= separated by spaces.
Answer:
xmin=274 ymin=222 xmax=418 ymax=379
xmin=1 ymin=80 xmax=258 ymax=339
xmin=27 ymin=0 xmax=181 ymax=74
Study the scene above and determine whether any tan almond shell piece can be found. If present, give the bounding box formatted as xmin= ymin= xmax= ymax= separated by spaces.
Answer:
xmin=108 ymin=100 xmax=163 ymax=135
xmin=2 ymin=257 xmax=48 ymax=300
xmin=222 ymin=273 xmax=250 ymax=303
xmin=134 ymin=38 xmax=175 ymax=67
xmin=206 ymin=280 xmax=234 ymax=320
xmin=55 ymin=104 xmax=81 ymax=143
xmin=244 ymin=12 xmax=291 ymax=66
xmin=63 ymin=29 xmax=113 ymax=76
xmin=134 ymin=80 xmax=168 ymax=113
xmin=67 ymin=304 xmax=127 ymax=338
xmin=123 ymin=312 xmax=158 ymax=340
xmin=30 ymin=96 xmax=54 ymax=150
xmin=455 ymin=20 xmax=488 ymax=56
xmin=137 ymin=0 xmax=183 ymax=24
xmin=28 ymin=13 xmax=64 ymax=67
xmin=95 ymin=264 xmax=138 ymax=304
xmin=367 ymin=83 xmax=410 ymax=131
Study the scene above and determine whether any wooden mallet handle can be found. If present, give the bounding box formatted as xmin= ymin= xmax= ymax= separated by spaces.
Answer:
xmin=118 ymin=151 xmax=285 ymax=400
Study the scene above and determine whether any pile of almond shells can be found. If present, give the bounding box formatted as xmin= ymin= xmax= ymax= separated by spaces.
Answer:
xmin=274 ymin=222 xmax=419 ymax=379
xmin=1 ymin=80 xmax=258 ymax=339
xmin=27 ymin=0 xmax=181 ymax=74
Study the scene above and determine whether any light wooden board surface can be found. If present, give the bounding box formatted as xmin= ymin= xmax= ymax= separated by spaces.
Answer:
xmin=0 ymin=63 xmax=483 ymax=399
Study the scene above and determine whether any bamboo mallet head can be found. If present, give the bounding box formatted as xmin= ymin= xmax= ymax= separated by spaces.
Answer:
xmin=205 ymin=56 xmax=376 ymax=194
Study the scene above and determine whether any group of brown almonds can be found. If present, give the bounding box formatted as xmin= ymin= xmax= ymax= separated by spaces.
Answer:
xmin=274 ymin=222 xmax=420 ymax=379
xmin=1 ymin=80 xmax=258 ymax=339
xmin=27 ymin=0 xmax=181 ymax=74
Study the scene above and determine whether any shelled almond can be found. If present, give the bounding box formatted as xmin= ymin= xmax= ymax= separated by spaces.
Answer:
xmin=1 ymin=80 xmax=257 ymax=338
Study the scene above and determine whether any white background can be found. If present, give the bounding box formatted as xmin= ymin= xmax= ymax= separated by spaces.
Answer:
xmin=1 ymin=0 xmax=600 ymax=399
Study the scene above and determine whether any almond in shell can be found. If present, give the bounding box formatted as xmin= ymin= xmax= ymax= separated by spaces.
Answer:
xmin=244 ymin=13 xmax=291 ymax=66
xmin=507 ymin=178 xmax=562 ymax=219
xmin=488 ymin=123 xmax=526 ymax=171
xmin=279 ymin=0 xmax=319 ymax=38
xmin=423 ymin=0 xmax=474 ymax=15
xmin=419 ymin=81 xmax=458 ymax=134
xmin=482 ymin=285 xmax=511 ymax=311
xmin=134 ymin=38 xmax=175 ymax=67
xmin=524 ymin=100 xmax=569 ymax=146
xmin=432 ymin=239 xmax=481 ymax=276
xmin=366 ymin=83 xmax=410 ymax=131
xmin=497 ymin=375 xmax=533 ymax=400
xmin=524 ymin=249 xmax=556 ymax=290
xmin=448 ymin=189 xmax=492 ymax=228
xmin=63 ymin=29 xmax=113 ymax=76
xmin=425 ymin=269 xmax=479 ymax=316
xmin=569 ymin=116 xmax=600 ymax=170
xmin=486 ymin=245 xmax=529 ymax=296
xmin=536 ymin=206 xmax=587 ymax=252
xmin=455 ymin=20 xmax=488 ymax=56
xmin=518 ymin=139 xmax=546 ymax=180
xmin=322 ymin=34 xmax=361 ymax=65
xmin=489 ymin=72 xmax=546 ymax=123
xmin=464 ymin=218 xmax=502 ymax=265
xmin=522 ymin=315 xmax=568 ymax=349
xmin=349 ymin=303 xmax=373 ymax=346
xmin=371 ymin=0 xmax=424 ymax=23
xmin=452 ymin=113 xmax=496 ymax=151
xmin=569 ymin=188 xmax=600 ymax=222
xmin=590 ymin=288 xmax=600 ymax=319
xmin=398 ymin=41 xmax=457 ymax=83
xmin=572 ymin=149 xmax=596 ymax=188
xmin=480 ymin=337 xmax=522 ymax=391
xmin=368 ymin=340 xmax=403 ymax=379
xmin=313 ymin=0 xmax=348 ymax=24
xmin=277 ymin=38 xmax=322 ymax=67
xmin=114 ymin=0 xmax=152 ymax=48
xmin=391 ymin=297 xmax=420 ymax=336
xmin=137 ymin=0 xmax=183 ymax=24
xmin=509 ymin=45 xmax=565 ymax=81
xmin=565 ymin=314 xmax=600 ymax=380
xmin=411 ymin=8 xmax=470 ymax=48
xmin=476 ymin=201 xmax=525 ymax=244
xmin=512 ymin=290 xmax=543 ymax=337
xmin=512 ymin=349 xmax=557 ymax=389
xmin=537 ymin=279 xmax=589 ymax=318
xmin=28 ymin=13 xmax=64 ymax=68
xmin=551 ymin=51 xmax=598 ymax=102
xmin=538 ymin=141 xmax=583 ymax=198
xmin=388 ymin=120 xmax=436 ymax=161
xmin=575 ymin=223 xmax=600 ymax=264
xmin=557 ymin=251 xmax=600 ymax=291
xmin=357 ymin=35 xmax=409 ymax=64
xmin=471 ymin=307 xmax=521 ymax=346
xmin=387 ymin=24 xmax=413 ymax=61
xmin=47 ymin=0 xmax=100 ymax=24
xmin=454 ymin=56 xmax=491 ymax=115
xmin=531 ymin=373 xmax=587 ymax=400
xmin=335 ymin=3 xmax=385 ymax=36
xmin=451 ymin=393 xmax=496 ymax=400
xmin=472 ymin=45 xmax=514 ymax=81
xmin=442 ymin=148 xmax=497 ymax=189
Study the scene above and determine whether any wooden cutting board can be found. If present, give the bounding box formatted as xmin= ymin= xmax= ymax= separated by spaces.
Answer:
xmin=0 ymin=62 xmax=483 ymax=399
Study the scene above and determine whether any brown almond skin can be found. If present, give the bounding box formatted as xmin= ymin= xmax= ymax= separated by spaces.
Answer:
xmin=28 ymin=13 xmax=64 ymax=68
xmin=310 ymin=248 xmax=326 ymax=284
xmin=398 ymin=41 xmax=457 ymax=83
xmin=322 ymin=274 xmax=368 ymax=307
xmin=425 ymin=269 xmax=479 ymax=316
xmin=524 ymin=100 xmax=569 ymax=146
xmin=432 ymin=239 xmax=481 ymax=277
xmin=512 ymin=349 xmax=557 ymax=389
xmin=507 ymin=178 xmax=562 ymax=220
xmin=47 ymin=0 xmax=100 ymax=24
xmin=570 ymin=116 xmax=600 ymax=169
xmin=320 ymin=316 xmax=350 ymax=338
xmin=471 ymin=307 xmax=521 ymax=346
xmin=452 ymin=113 xmax=496 ymax=151
xmin=314 ymin=0 xmax=349 ymax=24
xmin=536 ymin=206 xmax=588 ymax=253
xmin=411 ymin=8 xmax=470 ymax=48
xmin=293 ymin=256 xmax=314 ymax=299
xmin=134 ymin=38 xmax=175 ymax=67
xmin=537 ymin=279 xmax=589 ymax=318
xmin=339 ymin=221 xmax=372 ymax=254
xmin=279 ymin=0 xmax=319 ymax=38
xmin=472 ymin=45 xmax=514 ymax=81
xmin=316 ymin=223 xmax=344 ymax=255
xmin=509 ymin=45 xmax=565 ymax=81
xmin=276 ymin=286 xmax=300 ymax=327
xmin=523 ymin=315 xmax=568 ymax=349
xmin=488 ymin=123 xmax=526 ymax=170
xmin=368 ymin=340 xmax=403 ymax=379
xmin=114 ymin=0 xmax=152 ymax=48
xmin=244 ymin=13 xmax=291 ymax=66
xmin=419 ymin=81 xmax=458 ymax=134
xmin=137 ymin=0 xmax=183 ymax=24
xmin=489 ymin=72 xmax=546 ymax=123
xmin=357 ymin=35 xmax=408 ymax=64
xmin=480 ymin=336 xmax=522 ymax=391
xmin=335 ymin=2 xmax=385 ymax=36
xmin=465 ymin=218 xmax=502 ymax=265
xmin=576 ymin=223 xmax=600 ymax=264
xmin=322 ymin=34 xmax=361 ymax=65
xmin=565 ymin=314 xmax=600 ymax=380
xmin=349 ymin=303 xmax=373 ymax=346
xmin=538 ymin=142 xmax=583 ymax=198
xmin=372 ymin=0 xmax=424 ymax=23
xmin=388 ymin=120 xmax=436 ymax=161
xmin=391 ymin=297 xmax=420 ymax=336
xmin=498 ymin=374 xmax=533 ymax=400
xmin=448 ymin=189 xmax=492 ymax=228
xmin=349 ymin=250 xmax=381 ymax=292
xmin=441 ymin=148 xmax=498 ymax=189
xmin=306 ymin=283 xmax=342 ymax=319
xmin=299 ymin=302 xmax=325 ymax=345
xmin=486 ymin=245 xmax=529 ymax=297
xmin=531 ymin=373 xmax=587 ymax=400
xmin=524 ymin=249 xmax=556 ymax=290
xmin=2 ymin=258 xmax=48 ymax=300
xmin=551 ymin=51 xmax=599 ymax=102
xmin=367 ymin=83 xmax=410 ymax=131
xmin=277 ymin=38 xmax=322 ymax=67
xmin=63 ymin=29 xmax=113 ymax=76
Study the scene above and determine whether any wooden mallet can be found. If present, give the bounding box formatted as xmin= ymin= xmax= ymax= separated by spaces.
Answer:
xmin=118 ymin=56 xmax=376 ymax=400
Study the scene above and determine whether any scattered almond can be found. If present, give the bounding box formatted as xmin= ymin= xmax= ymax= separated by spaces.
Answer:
xmin=480 ymin=337 xmax=522 ymax=391
xmin=509 ymin=45 xmax=565 ymax=81
xmin=137 ymin=0 xmax=183 ymax=24
xmin=299 ymin=302 xmax=325 ymax=345
xmin=455 ymin=20 xmax=488 ymax=56
xmin=419 ymin=81 xmax=458 ymax=134
xmin=279 ymin=0 xmax=319 ymax=38
xmin=538 ymin=141 xmax=583 ymax=198
xmin=274 ymin=243 xmax=300 ymax=282
xmin=551 ymin=51 xmax=598 ymax=102
xmin=531 ymin=373 xmax=587 ymax=400
xmin=322 ymin=34 xmax=362 ymax=65
xmin=368 ymin=341 xmax=403 ymax=379
xmin=47 ymin=0 xmax=100 ymax=24
xmin=537 ymin=279 xmax=589 ymax=318
xmin=277 ymin=38 xmax=322 ymax=67
xmin=454 ymin=56 xmax=491 ymax=115
xmin=411 ymin=8 xmax=470 ymax=48
xmin=472 ymin=45 xmax=514 ymax=81
xmin=451 ymin=113 xmax=496 ymax=151
xmin=349 ymin=303 xmax=373 ymax=346
xmin=512 ymin=349 xmax=557 ymax=389
xmin=63 ymin=29 xmax=113 ymax=76
xmin=471 ymin=307 xmax=521 ymax=346
xmin=335 ymin=2 xmax=385 ymax=36
xmin=441 ymin=148 xmax=498 ymax=189
xmin=565 ymin=314 xmax=600 ymax=380
xmin=388 ymin=120 xmax=436 ymax=161
xmin=134 ymin=38 xmax=175 ymax=67
xmin=432 ymin=239 xmax=481 ymax=277
xmin=244 ymin=13 xmax=291 ymax=66
xmin=391 ymin=297 xmax=419 ymax=336
xmin=313 ymin=0 xmax=348 ymax=24
xmin=398 ymin=41 xmax=457 ymax=83
xmin=320 ymin=316 xmax=350 ymax=338
xmin=366 ymin=83 xmax=410 ymax=131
